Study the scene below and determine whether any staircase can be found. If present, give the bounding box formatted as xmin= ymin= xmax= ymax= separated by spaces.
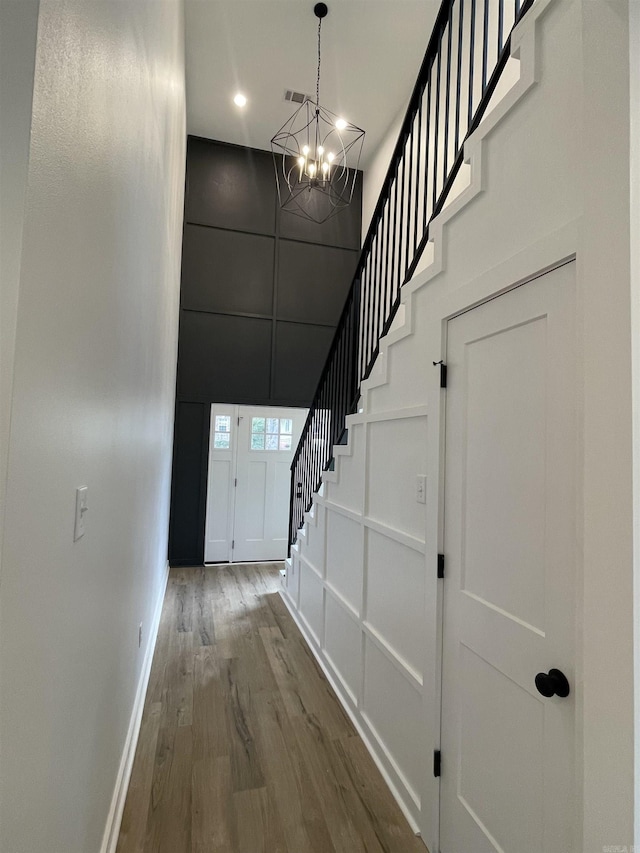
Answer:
xmin=282 ymin=0 xmax=561 ymax=841
xmin=288 ymin=0 xmax=537 ymax=552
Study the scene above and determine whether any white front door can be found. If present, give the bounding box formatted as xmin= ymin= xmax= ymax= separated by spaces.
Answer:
xmin=204 ymin=405 xmax=236 ymax=563
xmin=439 ymin=262 xmax=577 ymax=852
xmin=204 ymin=404 xmax=306 ymax=563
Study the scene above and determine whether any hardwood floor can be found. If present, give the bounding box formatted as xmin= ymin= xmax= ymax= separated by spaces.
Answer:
xmin=116 ymin=563 xmax=427 ymax=853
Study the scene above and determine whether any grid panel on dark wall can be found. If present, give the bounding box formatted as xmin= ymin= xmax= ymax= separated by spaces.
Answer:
xmin=169 ymin=136 xmax=362 ymax=566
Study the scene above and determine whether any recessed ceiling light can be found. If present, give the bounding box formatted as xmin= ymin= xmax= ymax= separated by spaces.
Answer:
xmin=234 ymin=93 xmax=247 ymax=107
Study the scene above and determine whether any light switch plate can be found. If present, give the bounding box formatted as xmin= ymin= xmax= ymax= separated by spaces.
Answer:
xmin=74 ymin=486 xmax=88 ymax=541
xmin=416 ymin=475 xmax=427 ymax=504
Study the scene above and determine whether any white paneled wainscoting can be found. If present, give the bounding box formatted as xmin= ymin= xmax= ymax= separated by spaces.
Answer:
xmin=282 ymin=405 xmax=429 ymax=834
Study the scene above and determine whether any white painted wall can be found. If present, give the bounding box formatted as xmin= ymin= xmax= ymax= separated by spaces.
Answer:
xmin=0 ymin=0 xmax=40 ymax=589
xmin=0 ymin=1 xmax=186 ymax=851
xmin=361 ymin=103 xmax=406 ymax=242
xmin=580 ymin=2 xmax=633 ymax=848
xmin=283 ymin=0 xmax=637 ymax=848
xmin=631 ymin=3 xmax=640 ymax=846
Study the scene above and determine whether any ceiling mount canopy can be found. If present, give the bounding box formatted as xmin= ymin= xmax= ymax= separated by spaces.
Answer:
xmin=271 ymin=2 xmax=365 ymax=225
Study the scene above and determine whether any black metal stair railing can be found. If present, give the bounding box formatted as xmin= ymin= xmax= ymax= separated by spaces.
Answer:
xmin=289 ymin=0 xmax=535 ymax=551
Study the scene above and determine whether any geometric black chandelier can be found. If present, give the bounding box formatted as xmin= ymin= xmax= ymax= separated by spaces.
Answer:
xmin=271 ymin=3 xmax=365 ymax=224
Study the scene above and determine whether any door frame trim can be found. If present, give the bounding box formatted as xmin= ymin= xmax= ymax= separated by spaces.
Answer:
xmin=203 ymin=403 xmax=308 ymax=563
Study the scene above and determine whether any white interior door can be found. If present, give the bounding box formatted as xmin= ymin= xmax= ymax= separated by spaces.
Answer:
xmin=204 ymin=404 xmax=306 ymax=563
xmin=439 ymin=262 xmax=577 ymax=852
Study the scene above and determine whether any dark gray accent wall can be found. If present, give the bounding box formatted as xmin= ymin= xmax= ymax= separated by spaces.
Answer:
xmin=169 ymin=136 xmax=362 ymax=566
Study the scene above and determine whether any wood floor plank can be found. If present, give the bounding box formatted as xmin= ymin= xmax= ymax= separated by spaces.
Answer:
xmin=263 ymin=589 xmax=293 ymax=639
xmin=224 ymin=567 xmax=259 ymax=637
xmin=174 ymin=572 xmax=195 ymax=633
xmin=233 ymin=632 xmax=279 ymax=695
xmin=144 ymin=725 xmax=193 ymax=853
xmin=260 ymin=625 xmax=354 ymax=740
xmin=163 ymin=629 xmax=194 ymax=728
xmin=193 ymin=567 xmax=215 ymax=647
xmin=192 ymin=756 xmax=233 ymax=853
xmin=221 ymin=655 xmax=266 ymax=793
xmin=252 ymin=689 xmax=335 ymax=853
xmin=117 ymin=563 xmax=428 ymax=853
xmin=147 ymin=723 xmax=176 ymax=823
xmin=210 ymin=568 xmax=246 ymax=659
xmin=288 ymin=710 xmax=372 ymax=853
xmin=334 ymin=735 xmax=426 ymax=853
xmin=237 ymin=565 xmax=284 ymax=631
xmin=192 ymin=646 xmax=228 ymax=759
xmin=116 ymin=702 xmax=162 ymax=853
xmin=232 ymin=787 xmax=287 ymax=853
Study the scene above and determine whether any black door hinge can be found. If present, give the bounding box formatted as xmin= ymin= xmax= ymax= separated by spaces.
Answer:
xmin=232 ymin=539 xmax=235 ymax=550
xmin=234 ymin=478 xmax=237 ymax=487
xmin=433 ymin=750 xmax=441 ymax=777
xmin=437 ymin=554 xmax=445 ymax=579
xmin=433 ymin=360 xmax=447 ymax=388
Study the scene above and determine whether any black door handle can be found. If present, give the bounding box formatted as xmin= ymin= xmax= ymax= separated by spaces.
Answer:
xmin=535 ymin=668 xmax=570 ymax=698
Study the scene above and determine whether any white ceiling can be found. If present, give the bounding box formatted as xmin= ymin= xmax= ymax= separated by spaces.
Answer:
xmin=185 ymin=0 xmax=440 ymax=170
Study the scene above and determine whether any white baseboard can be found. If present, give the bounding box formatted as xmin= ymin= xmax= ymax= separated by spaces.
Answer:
xmin=100 ymin=560 xmax=170 ymax=853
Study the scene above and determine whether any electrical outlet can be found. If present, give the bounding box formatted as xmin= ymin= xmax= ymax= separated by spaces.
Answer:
xmin=138 ymin=623 xmax=143 ymax=648
xmin=416 ymin=475 xmax=427 ymax=504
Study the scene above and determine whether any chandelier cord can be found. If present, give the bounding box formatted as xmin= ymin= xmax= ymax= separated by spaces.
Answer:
xmin=316 ymin=16 xmax=322 ymax=109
